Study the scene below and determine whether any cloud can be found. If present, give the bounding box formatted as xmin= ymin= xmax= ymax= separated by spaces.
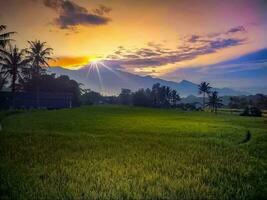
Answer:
xmin=226 ymin=26 xmax=246 ymax=34
xmin=43 ymin=0 xmax=111 ymax=29
xmin=93 ymin=5 xmax=112 ymax=16
xmin=105 ymin=26 xmax=247 ymax=69
xmin=161 ymin=48 xmax=267 ymax=89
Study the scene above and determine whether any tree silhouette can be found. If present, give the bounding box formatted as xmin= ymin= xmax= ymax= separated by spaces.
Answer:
xmin=0 ymin=74 xmax=8 ymax=90
xmin=26 ymin=40 xmax=53 ymax=107
xmin=207 ymin=91 xmax=223 ymax=114
xmin=198 ymin=81 xmax=212 ymax=110
xmin=170 ymin=89 xmax=181 ymax=107
xmin=26 ymin=40 xmax=53 ymax=77
xmin=0 ymin=25 xmax=16 ymax=90
xmin=0 ymin=45 xmax=28 ymax=106
xmin=118 ymin=88 xmax=132 ymax=105
xmin=0 ymin=25 xmax=15 ymax=48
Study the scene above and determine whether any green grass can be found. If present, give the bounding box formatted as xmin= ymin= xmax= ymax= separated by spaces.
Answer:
xmin=0 ymin=106 xmax=267 ymax=199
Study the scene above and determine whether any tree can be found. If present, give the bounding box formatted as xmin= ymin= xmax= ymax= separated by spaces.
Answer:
xmin=170 ymin=90 xmax=181 ymax=107
xmin=0 ymin=25 xmax=15 ymax=90
xmin=81 ymin=89 xmax=102 ymax=105
xmin=207 ymin=91 xmax=223 ymax=114
xmin=151 ymin=83 xmax=173 ymax=108
xmin=26 ymin=40 xmax=53 ymax=76
xmin=132 ymin=88 xmax=151 ymax=107
xmin=0 ymin=72 xmax=8 ymax=90
xmin=198 ymin=81 xmax=212 ymax=110
xmin=240 ymin=107 xmax=262 ymax=117
xmin=118 ymin=88 xmax=132 ymax=105
xmin=0 ymin=25 xmax=15 ymax=48
xmin=26 ymin=40 xmax=53 ymax=107
xmin=0 ymin=45 xmax=28 ymax=106
xmin=23 ymin=74 xmax=82 ymax=107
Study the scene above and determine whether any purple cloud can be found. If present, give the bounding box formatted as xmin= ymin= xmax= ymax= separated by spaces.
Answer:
xmin=43 ymin=0 xmax=111 ymax=29
xmin=226 ymin=26 xmax=246 ymax=34
xmin=105 ymin=26 xmax=247 ymax=69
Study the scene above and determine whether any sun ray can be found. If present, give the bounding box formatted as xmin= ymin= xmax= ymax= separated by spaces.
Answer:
xmin=86 ymin=63 xmax=94 ymax=78
xmin=99 ymin=62 xmax=133 ymax=83
xmin=94 ymin=62 xmax=104 ymax=94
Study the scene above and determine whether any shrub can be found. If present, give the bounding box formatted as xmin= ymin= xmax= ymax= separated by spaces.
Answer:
xmin=240 ymin=107 xmax=262 ymax=117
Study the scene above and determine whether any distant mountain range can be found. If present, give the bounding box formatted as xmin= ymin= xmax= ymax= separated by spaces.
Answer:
xmin=49 ymin=66 xmax=249 ymax=97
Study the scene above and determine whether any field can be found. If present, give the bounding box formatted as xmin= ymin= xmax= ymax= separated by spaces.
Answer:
xmin=0 ymin=106 xmax=267 ymax=199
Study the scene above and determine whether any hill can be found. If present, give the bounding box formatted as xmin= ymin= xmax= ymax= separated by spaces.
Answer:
xmin=49 ymin=66 xmax=248 ymax=96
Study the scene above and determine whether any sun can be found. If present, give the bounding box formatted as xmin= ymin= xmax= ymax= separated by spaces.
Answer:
xmin=88 ymin=55 xmax=102 ymax=64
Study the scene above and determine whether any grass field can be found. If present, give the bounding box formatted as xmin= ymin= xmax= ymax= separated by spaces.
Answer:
xmin=0 ymin=106 xmax=267 ymax=199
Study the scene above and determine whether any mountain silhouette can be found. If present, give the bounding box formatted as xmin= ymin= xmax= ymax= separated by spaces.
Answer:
xmin=49 ymin=66 xmax=248 ymax=96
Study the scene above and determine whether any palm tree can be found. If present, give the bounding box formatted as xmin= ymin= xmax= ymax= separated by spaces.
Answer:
xmin=0 ymin=25 xmax=16 ymax=90
xmin=207 ymin=91 xmax=223 ymax=114
xmin=198 ymin=81 xmax=212 ymax=110
xmin=26 ymin=40 xmax=54 ymax=77
xmin=0 ymin=73 xmax=8 ymax=90
xmin=26 ymin=40 xmax=53 ymax=107
xmin=0 ymin=45 xmax=28 ymax=107
xmin=0 ymin=25 xmax=15 ymax=48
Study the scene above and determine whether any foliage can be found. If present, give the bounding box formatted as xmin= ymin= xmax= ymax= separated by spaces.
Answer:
xmin=0 ymin=25 xmax=16 ymax=90
xmin=0 ymin=106 xmax=266 ymax=199
xmin=25 ymin=40 xmax=53 ymax=77
xmin=118 ymin=88 xmax=132 ymax=105
xmin=0 ymin=25 xmax=15 ymax=48
xmin=119 ymin=83 xmax=181 ymax=108
xmin=229 ymin=94 xmax=267 ymax=110
xmin=240 ymin=106 xmax=262 ymax=117
xmin=0 ymin=45 xmax=28 ymax=93
xmin=207 ymin=91 xmax=223 ymax=114
xmin=23 ymin=74 xmax=81 ymax=107
xmin=132 ymin=88 xmax=151 ymax=107
xmin=228 ymin=96 xmax=248 ymax=109
xmin=81 ymin=89 xmax=103 ymax=105
xmin=198 ymin=81 xmax=212 ymax=109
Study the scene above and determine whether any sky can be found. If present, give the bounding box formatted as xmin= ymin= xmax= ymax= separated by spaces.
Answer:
xmin=1 ymin=0 xmax=267 ymax=89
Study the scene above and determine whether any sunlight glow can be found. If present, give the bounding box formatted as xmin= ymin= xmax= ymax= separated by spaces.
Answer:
xmin=85 ymin=60 xmax=132 ymax=95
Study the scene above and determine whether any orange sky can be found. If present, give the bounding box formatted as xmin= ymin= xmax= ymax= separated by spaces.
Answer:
xmin=1 ymin=0 xmax=267 ymax=77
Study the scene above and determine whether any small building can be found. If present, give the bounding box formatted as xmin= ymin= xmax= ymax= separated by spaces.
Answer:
xmin=0 ymin=92 xmax=73 ymax=109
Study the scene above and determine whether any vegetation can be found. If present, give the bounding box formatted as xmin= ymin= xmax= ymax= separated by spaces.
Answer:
xmin=26 ymin=40 xmax=53 ymax=77
xmin=240 ymin=106 xmax=262 ymax=117
xmin=0 ymin=46 xmax=28 ymax=106
xmin=0 ymin=25 xmax=82 ymax=109
xmin=81 ymin=83 xmax=181 ymax=109
xmin=0 ymin=25 xmax=15 ymax=48
xmin=25 ymin=40 xmax=54 ymax=107
xmin=229 ymin=94 xmax=267 ymax=110
xmin=198 ymin=81 xmax=212 ymax=109
xmin=0 ymin=106 xmax=266 ymax=199
xmin=207 ymin=91 xmax=223 ymax=114
xmin=0 ymin=25 xmax=16 ymax=90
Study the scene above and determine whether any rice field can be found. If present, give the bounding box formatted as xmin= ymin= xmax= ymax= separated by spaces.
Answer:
xmin=0 ymin=106 xmax=266 ymax=199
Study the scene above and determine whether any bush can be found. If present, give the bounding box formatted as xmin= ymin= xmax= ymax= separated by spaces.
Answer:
xmin=240 ymin=107 xmax=262 ymax=117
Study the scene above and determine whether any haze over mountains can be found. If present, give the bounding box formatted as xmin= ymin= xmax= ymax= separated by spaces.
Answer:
xmin=49 ymin=66 xmax=248 ymax=97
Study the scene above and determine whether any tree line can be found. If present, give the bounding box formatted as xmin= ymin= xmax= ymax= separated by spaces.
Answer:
xmin=0 ymin=25 xmax=81 ymax=108
xmin=81 ymin=81 xmax=224 ymax=114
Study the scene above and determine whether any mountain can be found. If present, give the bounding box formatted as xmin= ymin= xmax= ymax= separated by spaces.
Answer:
xmin=49 ymin=66 xmax=249 ymax=96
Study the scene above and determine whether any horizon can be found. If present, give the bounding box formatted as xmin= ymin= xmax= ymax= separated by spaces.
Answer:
xmin=1 ymin=0 xmax=267 ymax=90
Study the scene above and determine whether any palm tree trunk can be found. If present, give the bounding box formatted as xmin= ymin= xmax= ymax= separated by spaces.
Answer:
xmin=35 ymin=74 xmax=40 ymax=108
xmin=11 ymin=72 xmax=16 ymax=109
xmin=203 ymin=93 xmax=205 ymax=110
xmin=35 ymin=66 xmax=40 ymax=108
